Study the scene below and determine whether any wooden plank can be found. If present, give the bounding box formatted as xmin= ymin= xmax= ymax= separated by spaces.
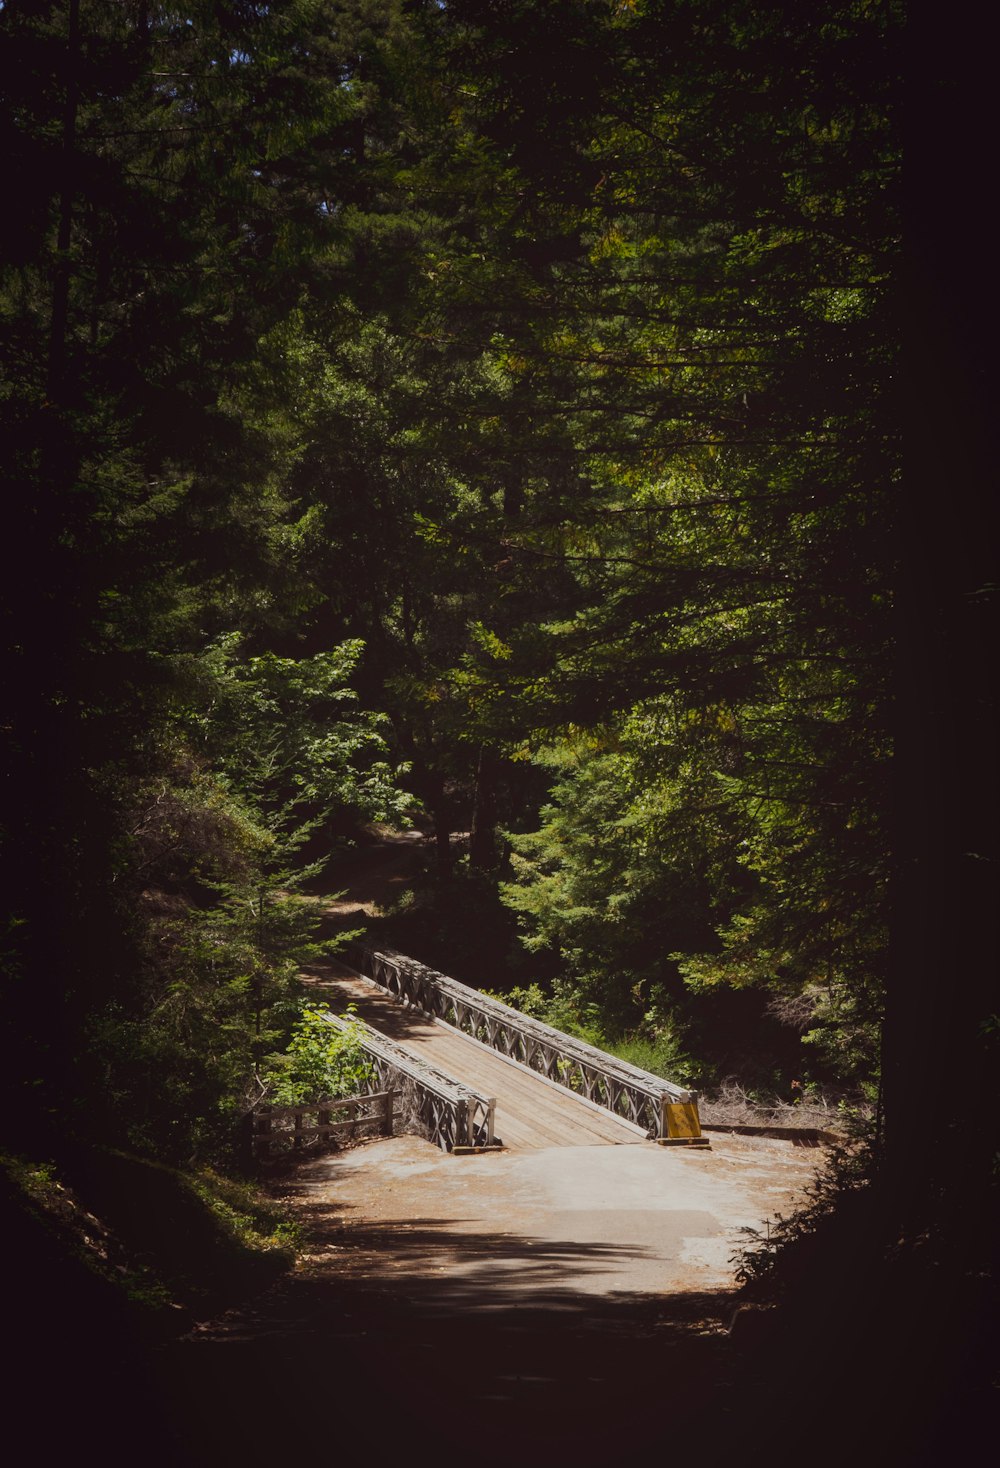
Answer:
xmin=351 ymin=943 xmax=694 ymax=1103
xmin=253 ymin=1091 xmax=399 ymax=1152
xmin=430 ymin=1021 xmax=650 ymax=1139
xmin=304 ymin=966 xmax=646 ymax=1149
xmin=366 ymin=1005 xmax=634 ymax=1142
xmin=259 ymin=1100 xmax=358 ymax=1124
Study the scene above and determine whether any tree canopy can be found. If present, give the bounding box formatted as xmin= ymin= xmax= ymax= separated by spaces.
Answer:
xmin=8 ymin=0 xmax=983 ymax=1261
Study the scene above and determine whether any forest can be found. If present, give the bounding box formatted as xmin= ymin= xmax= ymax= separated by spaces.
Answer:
xmin=0 ymin=0 xmax=995 ymax=1459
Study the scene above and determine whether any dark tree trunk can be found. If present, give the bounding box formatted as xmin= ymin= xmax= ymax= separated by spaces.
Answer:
xmin=423 ymin=771 xmax=453 ymax=879
xmin=46 ymin=0 xmax=81 ymax=405
xmin=469 ymin=746 xmax=500 ymax=872
xmin=884 ymin=186 xmax=999 ymax=1260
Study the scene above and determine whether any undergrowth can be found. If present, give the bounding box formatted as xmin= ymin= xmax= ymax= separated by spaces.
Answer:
xmin=700 ymin=1077 xmax=871 ymax=1132
xmin=731 ymin=1125 xmax=876 ymax=1296
xmin=482 ymin=980 xmax=698 ymax=1086
xmin=1 ymin=1148 xmax=300 ymax=1334
xmin=263 ymin=1003 xmax=375 ymax=1105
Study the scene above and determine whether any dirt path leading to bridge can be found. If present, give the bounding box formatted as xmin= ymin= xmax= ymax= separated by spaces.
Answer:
xmin=154 ymin=1127 xmax=823 ymax=1468
xmin=280 ymin=1128 xmax=821 ymax=1299
xmin=147 ymin=835 xmax=832 ymax=1467
xmin=321 ymin=826 xmax=432 ymax=918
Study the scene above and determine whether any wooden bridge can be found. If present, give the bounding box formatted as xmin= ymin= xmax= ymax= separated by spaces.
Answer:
xmin=300 ymin=945 xmax=706 ymax=1153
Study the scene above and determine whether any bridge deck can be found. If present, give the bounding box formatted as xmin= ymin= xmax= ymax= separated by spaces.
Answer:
xmin=303 ymin=960 xmax=649 ymax=1149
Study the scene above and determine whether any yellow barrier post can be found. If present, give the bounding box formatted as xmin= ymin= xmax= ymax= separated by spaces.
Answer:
xmin=657 ymin=1098 xmax=711 ymax=1148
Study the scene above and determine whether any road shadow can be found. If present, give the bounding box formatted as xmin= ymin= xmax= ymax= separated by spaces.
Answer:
xmin=62 ymin=1178 xmax=986 ymax=1468
xmin=299 ymin=962 xmax=452 ymax=1048
xmin=316 ymin=831 xmax=430 ymax=919
xmin=150 ymin=1226 xmax=737 ymax=1468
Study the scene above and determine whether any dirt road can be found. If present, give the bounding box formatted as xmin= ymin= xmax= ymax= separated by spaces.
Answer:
xmin=285 ymin=1129 xmax=820 ymax=1300
xmin=154 ymin=1129 xmax=822 ymax=1468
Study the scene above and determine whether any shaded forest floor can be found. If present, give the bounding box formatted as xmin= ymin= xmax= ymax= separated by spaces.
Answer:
xmin=7 ymin=1157 xmax=990 ymax=1468
xmin=4 ymin=1087 xmax=992 ymax=1468
xmin=150 ymin=1131 xmax=994 ymax=1468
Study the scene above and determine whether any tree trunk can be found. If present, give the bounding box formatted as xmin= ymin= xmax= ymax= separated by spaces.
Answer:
xmin=883 ymin=251 xmax=999 ymax=1259
xmin=424 ymin=771 xmax=453 ymax=880
xmin=46 ymin=0 xmax=81 ymax=405
xmin=469 ymin=747 xmax=500 ymax=872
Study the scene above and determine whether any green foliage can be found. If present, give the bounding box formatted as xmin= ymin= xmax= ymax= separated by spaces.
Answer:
xmin=264 ymin=1005 xmax=375 ymax=1106
xmin=485 ymin=980 xmax=696 ymax=1087
xmin=609 ymin=1031 xmax=697 ymax=1088
xmin=80 ymin=740 xmax=377 ymax=1161
xmin=1 ymin=0 xmax=897 ymax=1191
xmin=500 ymin=693 xmax=885 ymax=1087
xmin=733 ymin=1130 xmax=875 ymax=1293
xmin=1 ymin=1147 xmax=299 ymax=1327
xmin=500 ymin=721 xmax=730 ymax=1028
xmin=189 ymin=1170 xmax=302 ymax=1259
xmin=474 ymin=0 xmax=898 ymax=1091
xmin=186 ymin=636 xmax=411 ymax=865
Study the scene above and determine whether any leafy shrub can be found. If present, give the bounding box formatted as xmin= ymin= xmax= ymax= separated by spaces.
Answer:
xmin=486 ymin=981 xmax=695 ymax=1082
xmin=733 ymin=1127 xmax=875 ymax=1293
xmin=608 ymin=1029 xmax=696 ymax=1086
xmin=264 ymin=1004 xmax=375 ymax=1105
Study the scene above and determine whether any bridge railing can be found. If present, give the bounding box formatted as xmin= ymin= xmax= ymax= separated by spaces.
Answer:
xmin=321 ymin=1010 xmax=496 ymax=1152
xmin=348 ymin=944 xmax=700 ymax=1141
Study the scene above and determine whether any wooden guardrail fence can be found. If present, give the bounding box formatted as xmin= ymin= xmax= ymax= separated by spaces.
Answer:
xmin=252 ymin=1089 xmax=395 ymax=1158
xmin=349 ymin=944 xmax=703 ymax=1143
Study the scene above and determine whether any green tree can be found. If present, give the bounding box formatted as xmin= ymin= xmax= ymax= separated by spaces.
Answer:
xmin=0 ymin=0 xmax=419 ymax=1154
xmin=265 ymin=1005 xmax=374 ymax=1106
xmin=411 ymin=0 xmax=899 ymax=1098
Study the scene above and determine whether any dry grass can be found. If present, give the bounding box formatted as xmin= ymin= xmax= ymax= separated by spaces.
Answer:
xmin=699 ymin=1078 xmax=871 ymax=1134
